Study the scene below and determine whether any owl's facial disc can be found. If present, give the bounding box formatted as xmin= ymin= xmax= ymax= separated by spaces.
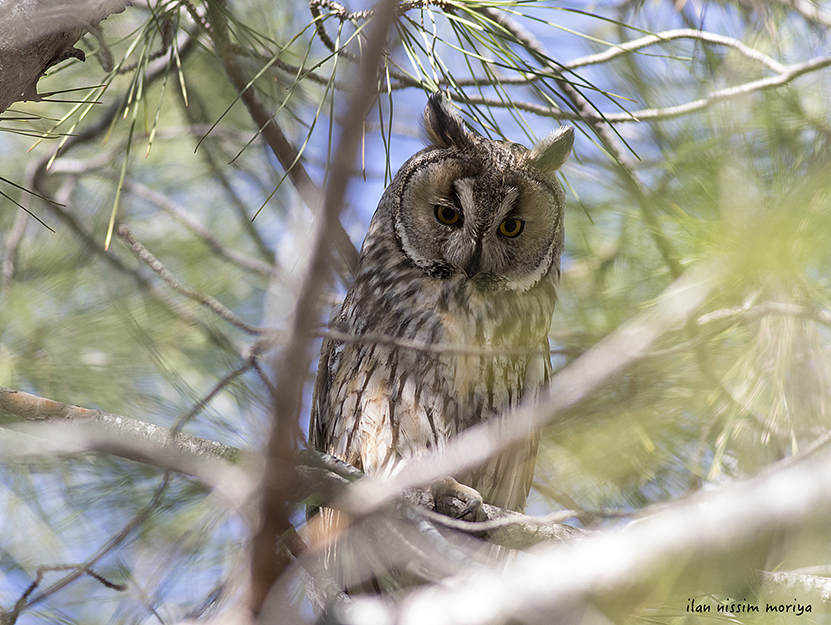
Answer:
xmin=394 ymin=155 xmax=560 ymax=292
xmin=443 ymin=180 xmax=548 ymax=289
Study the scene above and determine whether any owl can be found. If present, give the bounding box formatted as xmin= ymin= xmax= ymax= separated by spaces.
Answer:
xmin=308 ymin=92 xmax=573 ymax=593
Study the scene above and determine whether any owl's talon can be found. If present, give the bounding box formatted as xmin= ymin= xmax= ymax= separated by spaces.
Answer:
xmin=430 ymin=477 xmax=484 ymax=521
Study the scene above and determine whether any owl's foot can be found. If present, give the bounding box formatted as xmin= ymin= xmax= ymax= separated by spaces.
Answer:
xmin=430 ymin=477 xmax=484 ymax=521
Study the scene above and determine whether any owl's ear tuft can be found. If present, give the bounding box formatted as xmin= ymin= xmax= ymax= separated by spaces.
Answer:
xmin=423 ymin=92 xmax=472 ymax=149
xmin=527 ymin=126 xmax=574 ymax=174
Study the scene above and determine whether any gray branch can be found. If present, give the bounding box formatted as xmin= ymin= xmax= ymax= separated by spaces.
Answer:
xmin=0 ymin=0 xmax=131 ymax=114
xmin=458 ymin=26 xmax=831 ymax=124
xmin=0 ymin=386 xmax=240 ymax=470
xmin=397 ymin=451 xmax=831 ymax=624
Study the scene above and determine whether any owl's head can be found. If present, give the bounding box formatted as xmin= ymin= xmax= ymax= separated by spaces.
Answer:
xmin=386 ymin=92 xmax=574 ymax=293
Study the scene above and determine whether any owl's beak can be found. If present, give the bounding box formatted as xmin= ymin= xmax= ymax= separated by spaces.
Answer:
xmin=460 ymin=239 xmax=483 ymax=278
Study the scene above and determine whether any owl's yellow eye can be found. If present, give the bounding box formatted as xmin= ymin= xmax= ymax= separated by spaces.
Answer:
xmin=435 ymin=205 xmax=461 ymax=226
xmin=499 ymin=218 xmax=524 ymax=238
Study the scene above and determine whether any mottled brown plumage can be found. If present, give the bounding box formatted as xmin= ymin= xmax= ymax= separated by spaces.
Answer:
xmin=309 ymin=92 xmax=573 ymax=598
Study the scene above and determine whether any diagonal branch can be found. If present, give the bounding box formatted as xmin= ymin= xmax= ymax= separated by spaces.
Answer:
xmin=210 ymin=14 xmax=360 ymax=277
xmin=117 ymin=225 xmax=264 ymax=335
xmin=398 ymin=448 xmax=831 ymax=625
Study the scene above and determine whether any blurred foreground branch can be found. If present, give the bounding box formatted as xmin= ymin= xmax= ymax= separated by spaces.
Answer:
xmin=0 ymin=386 xmax=582 ymax=557
xmin=397 ymin=449 xmax=831 ymax=625
xmin=242 ymin=0 xmax=406 ymax=612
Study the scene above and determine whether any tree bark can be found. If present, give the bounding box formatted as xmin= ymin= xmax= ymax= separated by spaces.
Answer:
xmin=0 ymin=0 xmax=132 ymax=114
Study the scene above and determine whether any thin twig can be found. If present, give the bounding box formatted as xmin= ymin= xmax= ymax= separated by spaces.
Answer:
xmin=387 ymin=26 xmax=790 ymax=93
xmin=315 ymin=327 xmax=579 ymax=357
xmin=117 ymin=225 xmax=264 ymax=335
xmin=215 ymin=21 xmax=359 ymax=276
xmin=37 ymin=195 xmax=241 ymax=353
xmin=462 ymin=52 xmax=831 ymax=124
xmin=121 ymin=178 xmax=274 ymax=277
xmin=9 ymin=565 xmax=127 ymax=625
xmin=18 ymin=474 xmax=173 ymax=615
xmin=565 ymin=28 xmax=786 ymax=74
xmin=170 ymin=360 xmax=253 ymax=436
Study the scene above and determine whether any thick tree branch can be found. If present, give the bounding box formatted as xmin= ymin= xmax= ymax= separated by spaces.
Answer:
xmin=0 ymin=0 xmax=131 ymax=114
xmin=398 ymin=450 xmax=831 ymax=625
xmin=0 ymin=386 xmax=240 ymax=467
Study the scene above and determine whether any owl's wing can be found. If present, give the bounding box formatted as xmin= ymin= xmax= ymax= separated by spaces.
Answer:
xmin=310 ymin=335 xmax=337 ymax=454
xmin=499 ymin=337 xmax=551 ymax=510
xmin=517 ymin=336 xmax=552 ymax=504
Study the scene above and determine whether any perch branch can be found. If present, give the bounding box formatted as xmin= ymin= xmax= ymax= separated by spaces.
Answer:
xmin=397 ymin=449 xmax=831 ymax=625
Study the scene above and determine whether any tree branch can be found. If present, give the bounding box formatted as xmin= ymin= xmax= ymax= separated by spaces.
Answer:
xmin=0 ymin=0 xmax=131 ymax=114
xmin=241 ymin=0 xmax=399 ymax=612
xmin=117 ymin=225 xmax=265 ymax=335
xmin=0 ymin=386 xmax=240 ymax=466
xmin=462 ymin=51 xmax=831 ymax=124
xmin=397 ymin=448 xmax=831 ymax=624
xmin=11 ymin=474 xmax=172 ymax=619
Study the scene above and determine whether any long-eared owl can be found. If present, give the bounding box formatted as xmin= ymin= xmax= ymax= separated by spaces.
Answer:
xmin=311 ymin=92 xmax=573 ymax=518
